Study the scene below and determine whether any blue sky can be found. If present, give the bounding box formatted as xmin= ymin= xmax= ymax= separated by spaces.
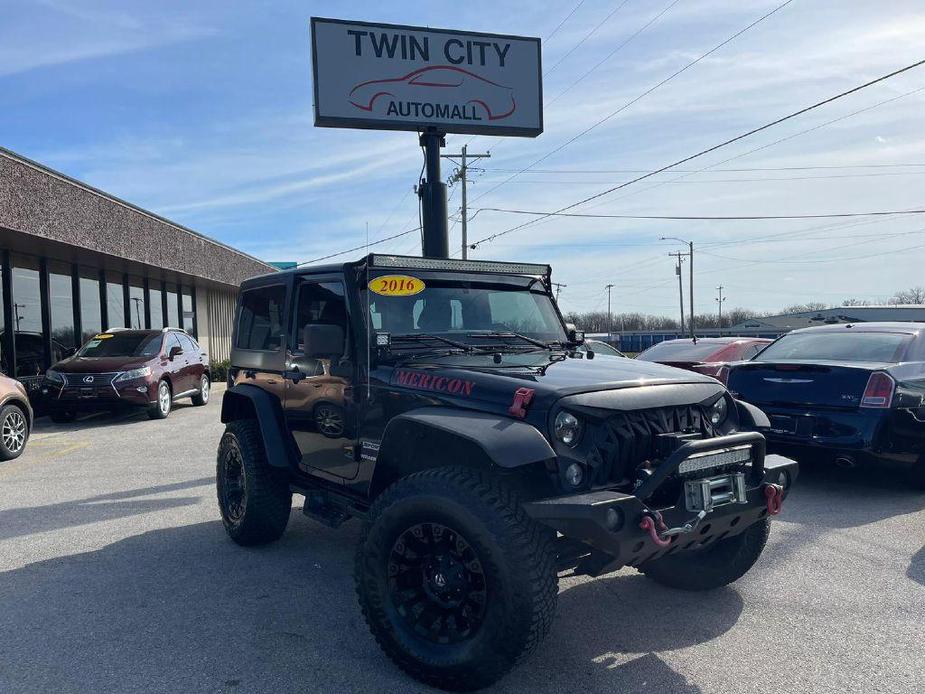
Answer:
xmin=3 ymin=0 xmax=925 ymax=318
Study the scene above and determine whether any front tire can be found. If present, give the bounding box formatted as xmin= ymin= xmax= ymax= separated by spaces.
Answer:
xmin=147 ymin=379 xmax=172 ymax=419
xmin=0 ymin=404 xmax=29 ymax=460
xmin=640 ymin=517 xmax=771 ymax=591
xmin=216 ymin=419 xmax=291 ymax=545
xmin=355 ymin=467 xmax=558 ymax=692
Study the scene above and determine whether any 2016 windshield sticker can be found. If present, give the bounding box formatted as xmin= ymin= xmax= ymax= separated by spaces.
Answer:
xmin=369 ymin=275 xmax=425 ymax=297
xmin=395 ymin=369 xmax=474 ymax=396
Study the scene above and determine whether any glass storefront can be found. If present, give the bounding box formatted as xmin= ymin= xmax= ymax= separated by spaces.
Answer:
xmin=107 ymin=273 xmax=125 ymax=329
xmin=165 ymin=283 xmax=180 ymax=328
xmin=11 ymin=257 xmax=44 ymax=380
xmin=182 ymin=288 xmax=195 ymax=334
xmin=148 ymin=280 xmax=163 ymax=329
xmin=128 ymin=279 xmax=145 ymax=329
xmin=49 ymin=261 xmax=76 ymax=352
xmin=79 ymin=268 xmax=102 ymax=342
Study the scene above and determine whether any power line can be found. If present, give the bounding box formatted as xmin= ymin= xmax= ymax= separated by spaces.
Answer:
xmin=472 ymin=170 xmax=925 ymax=184
xmin=477 ymin=163 xmax=925 ymax=173
xmin=469 ymin=57 xmax=925 ymax=249
xmin=468 ymin=0 xmax=796 ymax=208
xmin=471 ymin=207 xmax=925 ymax=221
xmin=543 ymin=0 xmax=587 ymax=44
xmin=299 ymin=226 xmax=421 ymax=266
xmin=542 ymin=0 xmax=633 ymax=78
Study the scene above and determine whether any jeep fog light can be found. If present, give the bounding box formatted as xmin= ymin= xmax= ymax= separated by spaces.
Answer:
xmin=554 ymin=411 xmax=582 ymax=446
xmin=564 ymin=463 xmax=584 ymax=488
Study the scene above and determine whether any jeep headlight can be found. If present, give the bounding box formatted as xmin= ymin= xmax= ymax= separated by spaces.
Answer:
xmin=554 ymin=411 xmax=583 ymax=447
xmin=709 ymin=396 xmax=729 ymax=427
xmin=44 ymin=368 xmax=65 ymax=384
xmin=115 ymin=366 xmax=151 ymax=382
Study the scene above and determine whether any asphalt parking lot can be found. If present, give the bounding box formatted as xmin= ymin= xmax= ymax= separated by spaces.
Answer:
xmin=1 ymin=387 xmax=923 ymax=694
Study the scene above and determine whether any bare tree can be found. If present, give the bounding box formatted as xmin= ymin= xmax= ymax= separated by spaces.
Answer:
xmin=889 ymin=287 xmax=925 ymax=304
xmin=841 ymin=298 xmax=871 ymax=306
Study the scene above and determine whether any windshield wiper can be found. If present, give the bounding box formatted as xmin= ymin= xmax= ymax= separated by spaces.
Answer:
xmin=391 ymin=333 xmax=477 ymax=351
xmin=466 ymin=331 xmax=556 ymax=350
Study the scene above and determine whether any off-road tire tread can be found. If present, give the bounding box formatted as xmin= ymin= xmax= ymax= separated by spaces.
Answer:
xmin=217 ymin=419 xmax=291 ymax=546
xmin=355 ymin=466 xmax=558 ymax=692
xmin=640 ymin=517 xmax=771 ymax=591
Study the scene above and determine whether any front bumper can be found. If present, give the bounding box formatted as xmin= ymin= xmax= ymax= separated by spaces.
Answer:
xmin=43 ymin=378 xmax=157 ymax=409
xmin=524 ymin=433 xmax=798 ymax=573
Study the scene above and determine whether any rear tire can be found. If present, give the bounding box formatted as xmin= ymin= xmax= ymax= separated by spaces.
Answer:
xmin=640 ymin=518 xmax=771 ymax=591
xmin=0 ymin=404 xmax=29 ymax=461
xmin=191 ymin=374 xmax=210 ymax=406
xmin=147 ymin=379 xmax=171 ymax=419
xmin=355 ymin=467 xmax=558 ymax=691
xmin=216 ymin=419 xmax=291 ymax=545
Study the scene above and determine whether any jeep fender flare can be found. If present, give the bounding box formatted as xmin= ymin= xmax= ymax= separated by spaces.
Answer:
xmin=735 ymin=399 xmax=770 ymax=430
xmin=220 ymin=384 xmax=298 ymax=469
xmin=370 ymin=407 xmax=556 ymax=496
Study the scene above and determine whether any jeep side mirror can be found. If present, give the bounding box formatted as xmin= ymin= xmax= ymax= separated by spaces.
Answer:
xmin=168 ymin=345 xmax=183 ymax=360
xmin=303 ymin=324 xmax=345 ymax=359
xmin=566 ymin=324 xmax=585 ymax=345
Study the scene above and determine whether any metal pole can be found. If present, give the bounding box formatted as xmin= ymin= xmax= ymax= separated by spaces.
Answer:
xmin=460 ymin=145 xmax=468 ymax=259
xmin=671 ymin=252 xmax=685 ymax=334
xmin=716 ymin=285 xmax=725 ymax=333
xmin=688 ymin=241 xmax=695 ymax=340
xmin=605 ymin=283 xmax=614 ymax=338
xmin=419 ymin=128 xmax=448 ymax=258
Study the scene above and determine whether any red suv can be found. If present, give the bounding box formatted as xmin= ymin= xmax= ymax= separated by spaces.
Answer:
xmin=43 ymin=328 xmax=210 ymax=421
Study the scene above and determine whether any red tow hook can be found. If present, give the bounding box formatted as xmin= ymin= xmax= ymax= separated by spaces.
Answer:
xmin=639 ymin=511 xmax=673 ymax=547
xmin=764 ymin=483 xmax=785 ymax=516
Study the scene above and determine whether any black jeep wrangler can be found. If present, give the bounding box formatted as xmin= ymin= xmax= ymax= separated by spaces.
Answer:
xmin=217 ymin=254 xmax=797 ymax=691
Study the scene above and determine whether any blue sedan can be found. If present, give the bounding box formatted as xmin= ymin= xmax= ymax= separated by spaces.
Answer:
xmin=727 ymin=322 xmax=925 ymax=488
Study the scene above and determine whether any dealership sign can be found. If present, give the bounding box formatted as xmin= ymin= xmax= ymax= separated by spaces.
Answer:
xmin=310 ymin=17 xmax=542 ymax=137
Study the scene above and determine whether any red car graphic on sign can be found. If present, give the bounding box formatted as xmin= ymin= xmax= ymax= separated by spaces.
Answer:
xmin=348 ymin=65 xmax=516 ymax=120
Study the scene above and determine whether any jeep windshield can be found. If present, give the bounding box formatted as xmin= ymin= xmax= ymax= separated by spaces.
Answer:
xmin=76 ymin=332 xmax=162 ymax=358
xmin=364 ymin=279 xmax=566 ymax=353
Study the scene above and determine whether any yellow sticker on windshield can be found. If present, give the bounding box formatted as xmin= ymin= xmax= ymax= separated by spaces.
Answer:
xmin=93 ymin=333 xmax=114 ymax=339
xmin=368 ymin=275 xmax=425 ymax=297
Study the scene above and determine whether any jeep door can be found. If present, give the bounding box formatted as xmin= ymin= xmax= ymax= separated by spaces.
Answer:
xmin=229 ymin=281 xmax=290 ymax=405
xmin=284 ymin=278 xmax=358 ymax=481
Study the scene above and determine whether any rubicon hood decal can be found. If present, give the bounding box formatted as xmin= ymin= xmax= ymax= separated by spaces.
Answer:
xmin=394 ymin=369 xmax=475 ymax=397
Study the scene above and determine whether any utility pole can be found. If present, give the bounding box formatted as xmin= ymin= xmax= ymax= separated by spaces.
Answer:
xmin=669 ymin=252 xmax=685 ymax=334
xmin=443 ymin=144 xmax=490 ymax=259
xmin=716 ymin=285 xmax=726 ymax=333
xmin=12 ymin=303 xmax=25 ymax=332
xmin=131 ymin=297 xmax=143 ymax=329
xmin=660 ymin=237 xmax=695 ymax=340
xmin=605 ymin=283 xmax=614 ymax=339
xmin=418 ymin=127 xmax=449 ymax=258
xmin=552 ymin=282 xmax=567 ymax=303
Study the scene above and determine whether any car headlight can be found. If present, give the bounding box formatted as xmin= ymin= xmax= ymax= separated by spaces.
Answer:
xmin=554 ymin=411 xmax=583 ymax=446
xmin=709 ymin=396 xmax=729 ymax=427
xmin=115 ymin=366 xmax=152 ymax=382
xmin=44 ymin=368 xmax=65 ymax=384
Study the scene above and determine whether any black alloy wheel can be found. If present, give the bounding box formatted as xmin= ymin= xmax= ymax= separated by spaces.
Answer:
xmin=219 ymin=441 xmax=247 ymax=523
xmin=388 ymin=521 xmax=487 ymax=645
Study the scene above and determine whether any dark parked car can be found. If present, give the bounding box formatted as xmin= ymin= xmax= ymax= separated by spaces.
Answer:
xmin=216 ymin=254 xmax=797 ymax=690
xmin=726 ymin=322 xmax=925 ymax=487
xmin=43 ymin=328 xmax=210 ymax=421
xmin=637 ymin=337 xmax=772 ymax=377
xmin=0 ymin=372 xmax=33 ymax=460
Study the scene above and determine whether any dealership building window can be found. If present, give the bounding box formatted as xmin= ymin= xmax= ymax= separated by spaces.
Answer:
xmin=106 ymin=273 xmax=126 ymax=329
xmin=148 ymin=279 xmax=164 ymax=329
xmin=11 ymin=256 xmax=44 ymax=380
xmin=128 ymin=279 xmax=145 ymax=329
xmin=49 ymin=260 xmax=76 ymax=352
xmin=79 ymin=268 xmax=102 ymax=342
xmin=166 ymin=283 xmax=180 ymax=328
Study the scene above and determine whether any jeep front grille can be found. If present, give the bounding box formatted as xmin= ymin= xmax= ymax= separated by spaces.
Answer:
xmin=586 ymin=405 xmax=717 ymax=486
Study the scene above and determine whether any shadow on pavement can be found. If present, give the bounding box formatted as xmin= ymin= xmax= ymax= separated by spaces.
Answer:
xmin=781 ymin=462 xmax=925 ymax=529
xmin=0 ymin=478 xmax=213 ymax=541
xmin=0 ymin=514 xmax=736 ymax=694
xmin=32 ymin=399 xmax=209 ymax=434
xmin=909 ymin=546 xmax=925 ymax=587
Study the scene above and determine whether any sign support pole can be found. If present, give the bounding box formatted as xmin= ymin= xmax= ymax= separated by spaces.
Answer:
xmin=419 ymin=128 xmax=449 ymax=259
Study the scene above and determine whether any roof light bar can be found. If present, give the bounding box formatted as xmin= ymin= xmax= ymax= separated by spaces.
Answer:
xmin=370 ymin=254 xmax=549 ymax=276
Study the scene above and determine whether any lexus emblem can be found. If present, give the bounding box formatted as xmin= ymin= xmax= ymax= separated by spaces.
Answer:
xmin=83 ymin=376 xmax=94 ymax=384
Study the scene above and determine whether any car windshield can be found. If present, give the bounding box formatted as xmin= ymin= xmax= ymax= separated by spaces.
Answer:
xmin=754 ymin=331 xmax=911 ymax=363
xmin=637 ymin=340 xmax=727 ymax=361
xmin=363 ymin=278 xmax=566 ymax=349
xmin=77 ymin=332 xmax=162 ymax=358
